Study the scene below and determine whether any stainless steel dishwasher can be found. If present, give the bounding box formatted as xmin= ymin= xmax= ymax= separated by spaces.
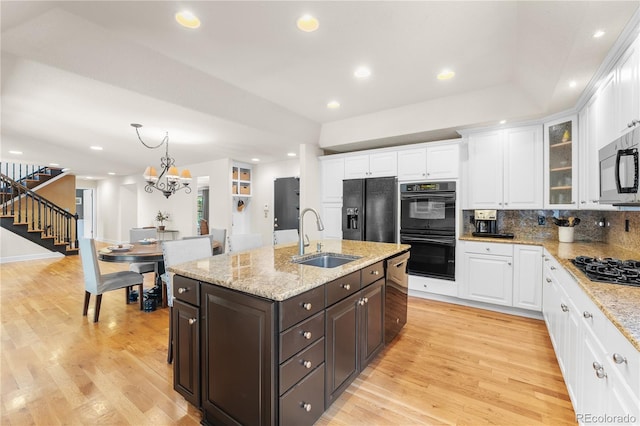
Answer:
xmin=385 ymin=251 xmax=410 ymax=344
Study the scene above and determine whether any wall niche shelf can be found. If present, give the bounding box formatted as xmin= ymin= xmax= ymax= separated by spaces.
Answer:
xmin=231 ymin=165 xmax=252 ymax=197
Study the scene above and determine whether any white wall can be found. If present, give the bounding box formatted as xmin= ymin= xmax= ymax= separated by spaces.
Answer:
xmin=299 ymin=144 xmax=324 ymax=242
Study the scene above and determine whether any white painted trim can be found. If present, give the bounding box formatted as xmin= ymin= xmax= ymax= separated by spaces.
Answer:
xmin=0 ymin=252 xmax=64 ymax=264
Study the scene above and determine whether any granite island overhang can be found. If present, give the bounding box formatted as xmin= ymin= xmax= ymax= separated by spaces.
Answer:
xmin=168 ymin=239 xmax=411 ymax=301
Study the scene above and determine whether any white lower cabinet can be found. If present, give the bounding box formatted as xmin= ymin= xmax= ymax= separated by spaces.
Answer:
xmin=542 ymin=250 xmax=640 ymax=425
xmin=460 ymin=242 xmax=541 ymax=311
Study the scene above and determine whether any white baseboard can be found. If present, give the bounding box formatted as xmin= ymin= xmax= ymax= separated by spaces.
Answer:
xmin=0 ymin=252 xmax=65 ymax=264
xmin=408 ymin=288 xmax=543 ymax=320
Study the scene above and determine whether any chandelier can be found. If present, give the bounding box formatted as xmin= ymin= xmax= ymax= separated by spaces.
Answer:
xmin=131 ymin=123 xmax=192 ymax=198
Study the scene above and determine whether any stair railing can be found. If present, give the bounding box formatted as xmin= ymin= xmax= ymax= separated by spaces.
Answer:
xmin=0 ymin=173 xmax=78 ymax=250
xmin=0 ymin=161 xmax=63 ymax=187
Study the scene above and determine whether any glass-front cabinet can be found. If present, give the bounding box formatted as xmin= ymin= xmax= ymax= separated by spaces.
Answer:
xmin=544 ymin=116 xmax=578 ymax=208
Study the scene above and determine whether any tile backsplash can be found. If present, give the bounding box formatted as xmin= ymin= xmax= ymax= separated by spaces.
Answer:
xmin=462 ymin=209 xmax=640 ymax=253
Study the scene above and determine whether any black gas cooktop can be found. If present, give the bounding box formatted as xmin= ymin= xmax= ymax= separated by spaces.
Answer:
xmin=571 ymin=256 xmax=640 ymax=287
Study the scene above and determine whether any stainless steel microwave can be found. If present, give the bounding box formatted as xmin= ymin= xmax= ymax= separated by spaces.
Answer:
xmin=599 ymin=127 xmax=639 ymax=206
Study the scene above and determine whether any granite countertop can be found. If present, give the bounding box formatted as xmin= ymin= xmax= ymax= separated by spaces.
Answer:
xmin=168 ymin=239 xmax=410 ymax=302
xmin=461 ymin=234 xmax=640 ymax=352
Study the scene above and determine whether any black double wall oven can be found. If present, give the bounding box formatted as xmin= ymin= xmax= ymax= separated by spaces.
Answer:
xmin=400 ymin=181 xmax=456 ymax=281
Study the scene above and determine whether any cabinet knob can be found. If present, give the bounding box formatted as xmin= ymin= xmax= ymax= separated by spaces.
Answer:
xmin=560 ymin=303 xmax=569 ymax=312
xmin=592 ymin=362 xmax=607 ymax=379
xmin=363 ymin=297 xmax=369 ymax=304
xmin=302 ymin=403 xmax=312 ymax=412
xmin=507 ymin=262 xmax=512 ymax=266
xmin=370 ymin=270 xmax=379 ymax=276
xmin=188 ymin=318 xmax=197 ymax=325
xmin=504 ymin=202 xmax=508 ymax=206
xmin=178 ymin=287 xmax=188 ymax=294
xmin=302 ymin=302 xmax=312 ymax=311
xmin=613 ymin=353 xmax=627 ymax=364
xmin=342 ymin=283 xmax=351 ymax=290
xmin=303 ymin=360 xmax=312 ymax=369
xmin=580 ymin=201 xmax=586 ymax=204
xmin=544 ymin=258 xmax=549 ymax=262
xmin=302 ymin=331 xmax=312 ymax=340
xmin=545 ymin=277 xmax=552 ymax=283
xmin=550 ymin=266 xmax=556 ymax=270
xmin=583 ymin=311 xmax=592 ymax=319
xmin=358 ymin=299 xmax=365 ymax=306
xmin=486 ymin=247 xmax=490 ymax=252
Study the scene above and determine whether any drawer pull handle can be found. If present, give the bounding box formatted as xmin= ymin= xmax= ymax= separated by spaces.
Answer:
xmin=178 ymin=288 xmax=188 ymax=294
xmin=613 ymin=353 xmax=627 ymax=364
xmin=302 ymin=302 xmax=312 ymax=311
xmin=370 ymin=270 xmax=379 ymax=276
xmin=342 ymin=284 xmax=351 ymax=290
xmin=303 ymin=360 xmax=312 ymax=369
xmin=302 ymin=331 xmax=312 ymax=340
xmin=188 ymin=318 xmax=197 ymax=325
xmin=302 ymin=403 xmax=312 ymax=412
xmin=583 ymin=311 xmax=592 ymax=319
xmin=560 ymin=303 xmax=568 ymax=312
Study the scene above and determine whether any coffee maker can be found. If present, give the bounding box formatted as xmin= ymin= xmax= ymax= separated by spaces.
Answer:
xmin=473 ymin=209 xmax=497 ymax=235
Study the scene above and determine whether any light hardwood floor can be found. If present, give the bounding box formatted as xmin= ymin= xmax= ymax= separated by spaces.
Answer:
xmin=0 ymin=252 xmax=576 ymax=425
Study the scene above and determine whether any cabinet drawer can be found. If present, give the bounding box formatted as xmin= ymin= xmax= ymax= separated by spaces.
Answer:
xmin=279 ymin=337 xmax=325 ymax=395
xmin=605 ymin=321 xmax=640 ymax=397
xmin=279 ymin=286 xmax=325 ymax=330
xmin=361 ymin=261 xmax=384 ymax=287
xmin=465 ymin=241 xmax=513 ymax=256
xmin=280 ymin=311 xmax=325 ymax=362
xmin=326 ymin=271 xmax=360 ymax=306
xmin=279 ymin=363 xmax=325 ymax=426
xmin=173 ymin=275 xmax=199 ymax=306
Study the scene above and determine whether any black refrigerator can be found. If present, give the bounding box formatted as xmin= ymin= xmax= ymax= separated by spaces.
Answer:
xmin=342 ymin=177 xmax=397 ymax=242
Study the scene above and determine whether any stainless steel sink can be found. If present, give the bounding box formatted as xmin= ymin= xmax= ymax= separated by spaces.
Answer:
xmin=292 ymin=253 xmax=361 ymax=268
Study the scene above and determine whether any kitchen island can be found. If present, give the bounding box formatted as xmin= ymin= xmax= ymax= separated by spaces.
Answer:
xmin=168 ymin=239 xmax=410 ymax=426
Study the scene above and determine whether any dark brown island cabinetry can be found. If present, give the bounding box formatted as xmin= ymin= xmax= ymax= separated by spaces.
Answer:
xmin=172 ymin=255 xmax=404 ymax=426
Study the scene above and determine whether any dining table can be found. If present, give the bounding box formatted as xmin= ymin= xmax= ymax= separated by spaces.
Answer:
xmin=98 ymin=239 xmax=222 ymax=308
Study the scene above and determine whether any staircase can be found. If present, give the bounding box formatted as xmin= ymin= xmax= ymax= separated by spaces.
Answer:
xmin=1 ymin=164 xmax=78 ymax=256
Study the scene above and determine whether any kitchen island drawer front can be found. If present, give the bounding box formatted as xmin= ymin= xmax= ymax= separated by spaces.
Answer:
xmin=279 ymin=363 xmax=325 ymax=426
xmin=361 ymin=261 xmax=384 ymax=287
xmin=173 ymin=275 xmax=199 ymax=306
xmin=326 ymin=271 xmax=360 ymax=306
xmin=279 ymin=337 xmax=325 ymax=395
xmin=464 ymin=241 xmax=513 ymax=256
xmin=280 ymin=311 xmax=325 ymax=362
xmin=279 ymin=286 xmax=325 ymax=330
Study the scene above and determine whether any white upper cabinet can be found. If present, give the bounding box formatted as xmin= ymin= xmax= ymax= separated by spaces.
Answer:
xmin=320 ymin=157 xmax=344 ymax=203
xmin=425 ymin=143 xmax=459 ymax=180
xmin=616 ymin=36 xmax=640 ymax=135
xmin=344 ymin=151 xmax=397 ymax=179
xmin=544 ymin=116 xmax=578 ymax=209
xmin=466 ymin=126 xmax=542 ymax=209
xmin=397 ymin=142 xmax=460 ymax=181
xmin=397 ymin=148 xmax=427 ymax=181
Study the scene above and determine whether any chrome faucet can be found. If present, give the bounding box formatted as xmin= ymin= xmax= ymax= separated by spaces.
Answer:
xmin=299 ymin=208 xmax=324 ymax=255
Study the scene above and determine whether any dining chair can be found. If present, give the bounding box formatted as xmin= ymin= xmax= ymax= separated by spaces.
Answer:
xmin=273 ymin=229 xmax=298 ymax=245
xmin=79 ymin=238 xmax=144 ymax=322
xmin=228 ymin=233 xmax=263 ymax=253
xmin=161 ymin=237 xmax=212 ymax=363
xmin=210 ymin=228 xmax=227 ymax=254
xmin=129 ymin=228 xmax=158 ymax=284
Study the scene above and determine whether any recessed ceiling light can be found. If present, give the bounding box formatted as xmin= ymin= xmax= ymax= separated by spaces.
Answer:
xmin=176 ymin=11 xmax=201 ymax=29
xmin=9 ymin=150 xmax=22 ymax=155
xmin=49 ymin=163 xmax=60 ymax=166
xmin=287 ymin=152 xmax=297 ymax=157
xmin=297 ymin=14 xmax=319 ymax=32
xmin=354 ymin=66 xmax=371 ymax=79
xmin=593 ymin=30 xmax=605 ymax=38
xmin=327 ymin=100 xmax=341 ymax=109
xmin=437 ymin=70 xmax=455 ymax=80
xmin=90 ymin=146 xmax=103 ymax=151
xmin=569 ymin=80 xmax=577 ymax=88
xmin=108 ymin=172 xmax=116 ymax=175
xmin=499 ymin=120 xmax=507 ymax=125
xmin=85 ymin=176 xmax=94 ymax=180
xmin=251 ymin=158 xmax=260 ymax=162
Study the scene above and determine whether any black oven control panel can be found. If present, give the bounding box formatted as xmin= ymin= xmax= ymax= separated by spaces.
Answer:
xmin=401 ymin=181 xmax=456 ymax=193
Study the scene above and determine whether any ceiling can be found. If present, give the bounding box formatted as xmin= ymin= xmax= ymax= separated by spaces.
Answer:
xmin=1 ymin=1 xmax=638 ymax=179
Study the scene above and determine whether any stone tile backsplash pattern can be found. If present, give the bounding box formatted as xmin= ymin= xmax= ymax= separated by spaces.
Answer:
xmin=462 ymin=210 xmax=640 ymax=253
